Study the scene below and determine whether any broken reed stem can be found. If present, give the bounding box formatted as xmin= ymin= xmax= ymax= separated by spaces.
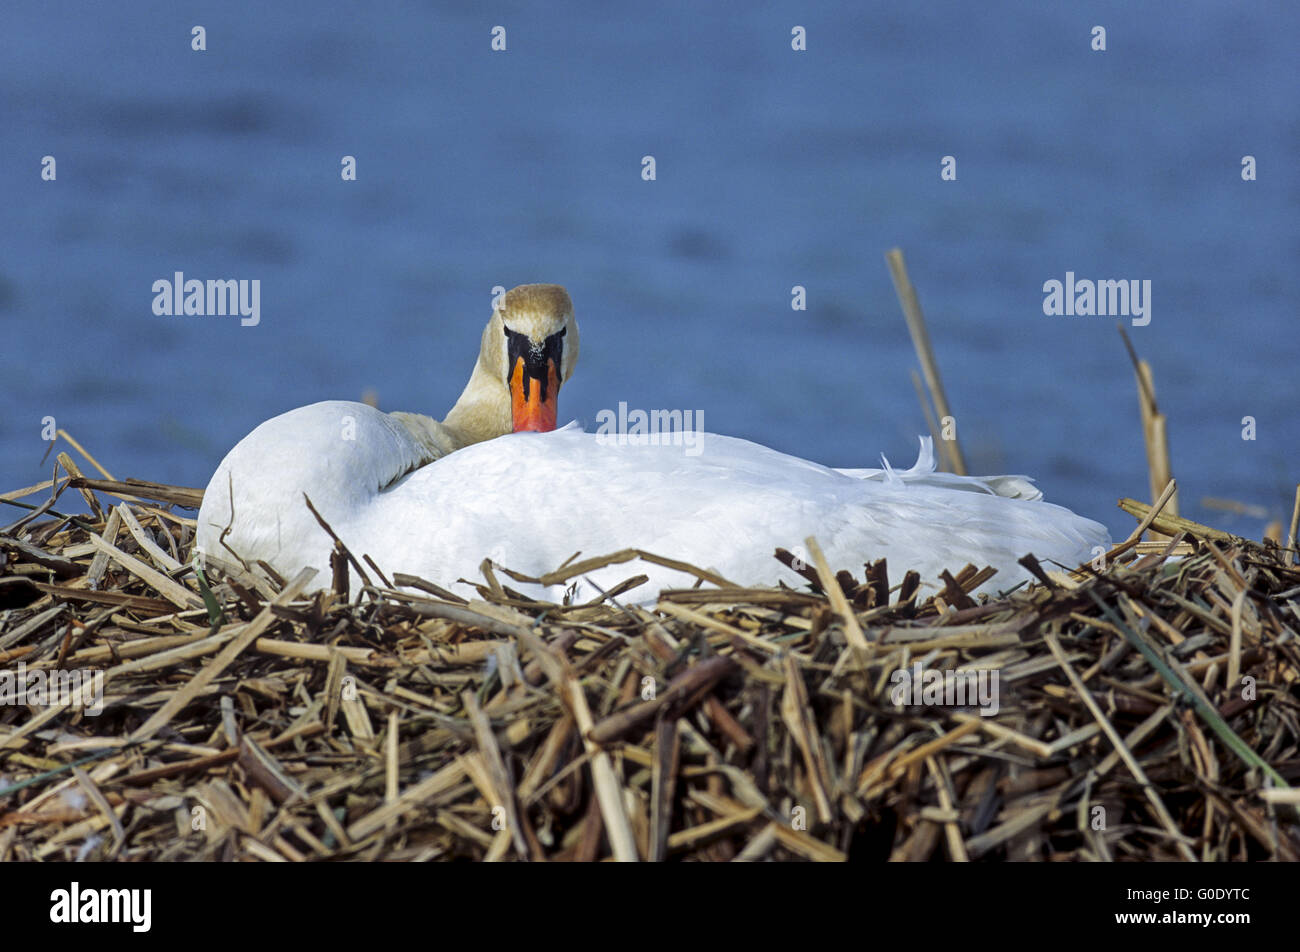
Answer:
xmin=1228 ymin=591 xmax=1245 ymax=692
xmin=909 ymin=369 xmax=944 ymax=454
xmin=1118 ymin=325 xmax=1178 ymax=525
xmin=804 ymin=535 xmax=870 ymax=656
xmin=54 ymin=428 xmax=117 ymax=482
xmin=1288 ymin=484 xmax=1300 ymax=566
xmin=1117 ymin=493 xmax=1249 ymax=547
xmin=567 ymin=671 xmax=639 ymax=862
xmin=1108 ymin=480 xmax=1179 ymax=562
xmin=1135 ymin=361 xmax=1158 ymax=494
xmin=1138 ymin=361 xmax=1180 ymax=520
xmin=886 ymin=247 xmax=967 ymax=475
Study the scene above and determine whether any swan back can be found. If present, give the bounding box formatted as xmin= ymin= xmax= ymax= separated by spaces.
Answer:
xmin=346 ymin=429 xmax=1110 ymax=603
xmin=196 ymin=400 xmax=435 ymax=577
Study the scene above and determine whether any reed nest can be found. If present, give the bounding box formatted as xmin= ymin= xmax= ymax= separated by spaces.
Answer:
xmin=2 ymin=470 xmax=1299 ymax=862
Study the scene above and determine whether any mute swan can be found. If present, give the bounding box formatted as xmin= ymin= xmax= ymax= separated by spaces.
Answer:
xmin=198 ymin=415 xmax=1109 ymax=605
xmin=390 ymin=283 xmax=578 ymax=456
xmin=196 ymin=283 xmax=578 ymax=571
xmin=196 ymin=282 xmax=1108 ymax=604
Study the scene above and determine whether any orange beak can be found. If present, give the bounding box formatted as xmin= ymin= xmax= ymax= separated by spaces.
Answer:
xmin=510 ymin=357 xmax=559 ymax=432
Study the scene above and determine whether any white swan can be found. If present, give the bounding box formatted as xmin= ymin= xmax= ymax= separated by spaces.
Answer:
xmin=198 ymin=409 xmax=1110 ymax=605
xmin=389 ymin=282 xmax=579 ymax=456
xmin=195 ymin=283 xmax=578 ymax=573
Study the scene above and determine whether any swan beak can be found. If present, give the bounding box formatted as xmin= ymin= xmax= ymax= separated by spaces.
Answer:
xmin=510 ymin=358 xmax=559 ymax=432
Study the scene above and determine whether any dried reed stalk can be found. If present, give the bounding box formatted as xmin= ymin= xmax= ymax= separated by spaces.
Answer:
xmin=886 ymin=248 xmax=967 ymax=475
xmin=2 ymin=452 xmax=1298 ymax=862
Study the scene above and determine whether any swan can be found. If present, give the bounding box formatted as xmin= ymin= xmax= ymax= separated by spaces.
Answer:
xmin=198 ymin=408 xmax=1110 ymax=605
xmin=391 ymin=282 xmax=578 ymax=455
xmin=195 ymin=283 xmax=578 ymax=573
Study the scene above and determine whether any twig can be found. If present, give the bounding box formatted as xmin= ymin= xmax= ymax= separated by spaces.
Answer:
xmin=886 ymin=247 xmax=967 ymax=474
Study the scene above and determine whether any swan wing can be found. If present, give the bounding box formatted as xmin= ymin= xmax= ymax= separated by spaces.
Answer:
xmin=348 ymin=430 xmax=1108 ymax=603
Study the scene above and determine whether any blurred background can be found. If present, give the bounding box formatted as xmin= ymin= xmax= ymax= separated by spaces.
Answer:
xmin=2 ymin=0 xmax=1296 ymax=541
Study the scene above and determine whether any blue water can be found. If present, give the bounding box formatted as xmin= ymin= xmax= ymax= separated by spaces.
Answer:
xmin=3 ymin=1 xmax=1297 ymax=542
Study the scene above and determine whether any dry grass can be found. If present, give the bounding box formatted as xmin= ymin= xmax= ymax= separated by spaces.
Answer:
xmin=2 ymin=465 xmax=1299 ymax=862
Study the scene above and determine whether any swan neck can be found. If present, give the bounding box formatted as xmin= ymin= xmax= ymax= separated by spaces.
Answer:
xmin=442 ymin=359 xmax=510 ymax=447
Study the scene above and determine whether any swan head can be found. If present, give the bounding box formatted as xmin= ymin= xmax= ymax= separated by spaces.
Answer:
xmin=489 ymin=283 xmax=579 ymax=433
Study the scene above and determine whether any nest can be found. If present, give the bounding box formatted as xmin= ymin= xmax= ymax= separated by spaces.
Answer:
xmin=2 ymin=464 xmax=1299 ymax=862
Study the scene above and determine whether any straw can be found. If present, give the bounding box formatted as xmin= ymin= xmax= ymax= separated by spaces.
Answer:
xmin=2 ymin=445 xmax=1298 ymax=861
xmin=886 ymin=248 xmax=967 ymax=475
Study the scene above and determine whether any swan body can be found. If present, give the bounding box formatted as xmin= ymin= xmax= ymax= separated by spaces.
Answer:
xmin=197 ymin=415 xmax=1110 ymax=605
xmin=195 ymin=279 xmax=579 ymax=580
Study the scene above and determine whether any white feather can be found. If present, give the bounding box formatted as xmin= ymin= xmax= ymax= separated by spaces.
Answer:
xmin=197 ymin=409 xmax=1110 ymax=605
